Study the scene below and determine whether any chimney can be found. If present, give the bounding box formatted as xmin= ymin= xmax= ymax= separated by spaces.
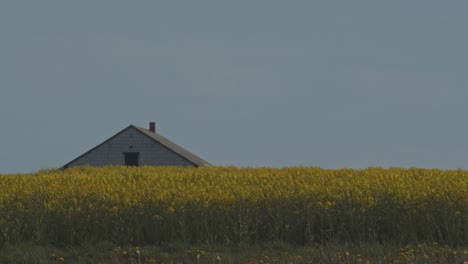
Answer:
xmin=149 ymin=122 xmax=156 ymax=133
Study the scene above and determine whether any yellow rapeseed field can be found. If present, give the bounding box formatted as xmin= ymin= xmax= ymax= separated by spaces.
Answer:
xmin=0 ymin=166 xmax=467 ymax=246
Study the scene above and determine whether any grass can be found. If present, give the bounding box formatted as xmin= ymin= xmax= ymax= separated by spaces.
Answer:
xmin=1 ymin=241 xmax=468 ymax=263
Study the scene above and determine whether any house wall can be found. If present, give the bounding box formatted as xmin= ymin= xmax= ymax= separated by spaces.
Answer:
xmin=66 ymin=127 xmax=195 ymax=167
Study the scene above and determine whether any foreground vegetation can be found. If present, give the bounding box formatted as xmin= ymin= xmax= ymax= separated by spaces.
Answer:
xmin=2 ymin=241 xmax=468 ymax=263
xmin=1 ymin=166 xmax=468 ymax=247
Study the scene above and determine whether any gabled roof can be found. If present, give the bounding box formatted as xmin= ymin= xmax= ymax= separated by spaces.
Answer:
xmin=132 ymin=125 xmax=211 ymax=167
xmin=63 ymin=125 xmax=211 ymax=168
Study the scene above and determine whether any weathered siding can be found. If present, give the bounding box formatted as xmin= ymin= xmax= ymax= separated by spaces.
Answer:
xmin=66 ymin=127 xmax=195 ymax=167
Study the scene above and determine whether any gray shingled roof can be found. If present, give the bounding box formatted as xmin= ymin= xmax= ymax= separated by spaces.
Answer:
xmin=132 ymin=125 xmax=211 ymax=167
xmin=63 ymin=124 xmax=211 ymax=168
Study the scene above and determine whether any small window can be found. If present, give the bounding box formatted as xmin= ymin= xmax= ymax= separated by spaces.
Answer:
xmin=124 ymin=152 xmax=139 ymax=166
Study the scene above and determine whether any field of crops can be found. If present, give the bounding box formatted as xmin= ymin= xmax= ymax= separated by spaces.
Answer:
xmin=1 ymin=166 xmax=468 ymax=247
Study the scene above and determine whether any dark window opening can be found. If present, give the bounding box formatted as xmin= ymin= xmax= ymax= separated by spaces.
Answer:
xmin=124 ymin=152 xmax=139 ymax=166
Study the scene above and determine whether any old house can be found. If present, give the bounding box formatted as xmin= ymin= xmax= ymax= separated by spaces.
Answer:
xmin=63 ymin=122 xmax=210 ymax=168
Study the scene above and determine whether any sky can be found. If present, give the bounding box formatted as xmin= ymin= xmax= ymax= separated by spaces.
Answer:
xmin=1 ymin=1 xmax=467 ymax=173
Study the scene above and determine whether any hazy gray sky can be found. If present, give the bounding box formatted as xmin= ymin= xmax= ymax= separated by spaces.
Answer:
xmin=1 ymin=1 xmax=467 ymax=173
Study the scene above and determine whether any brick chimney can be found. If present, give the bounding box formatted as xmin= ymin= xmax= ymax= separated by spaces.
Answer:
xmin=149 ymin=122 xmax=156 ymax=133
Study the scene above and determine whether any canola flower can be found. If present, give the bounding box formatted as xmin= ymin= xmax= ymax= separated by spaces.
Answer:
xmin=0 ymin=166 xmax=468 ymax=246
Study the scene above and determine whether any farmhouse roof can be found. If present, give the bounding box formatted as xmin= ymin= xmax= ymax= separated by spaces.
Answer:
xmin=63 ymin=124 xmax=211 ymax=168
xmin=132 ymin=125 xmax=211 ymax=167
